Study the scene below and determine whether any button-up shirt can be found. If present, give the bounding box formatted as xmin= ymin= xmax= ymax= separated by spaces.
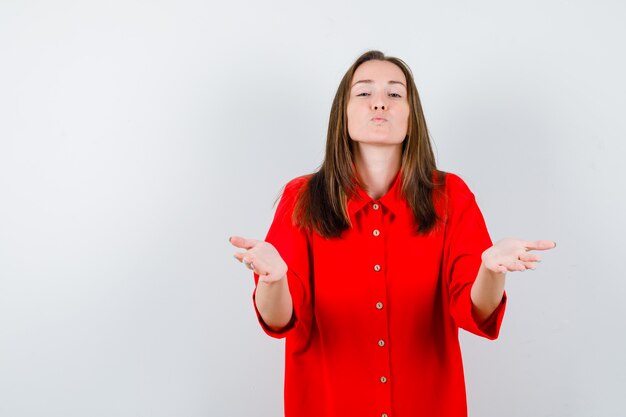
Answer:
xmin=252 ymin=169 xmax=507 ymax=417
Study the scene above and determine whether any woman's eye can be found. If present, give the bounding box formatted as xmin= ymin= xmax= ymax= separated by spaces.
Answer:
xmin=355 ymin=92 xmax=402 ymax=97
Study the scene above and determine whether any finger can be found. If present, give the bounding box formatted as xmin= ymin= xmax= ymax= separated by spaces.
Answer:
xmin=233 ymin=253 xmax=246 ymax=264
xmin=518 ymin=252 xmax=542 ymax=262
xmin=233 ymin=252 xmax=253 ymax=264
xmin=229 ymin=235 xmax=260 ymax=249
xmin=505 ymin=259 xmax=527 ymax=272
xmin=250 ymin=257 xmax=270 ymax=275
xmin=524 ymin=240 xmax=557 ymax=251
xmin=245 ymin=259 xmax=256 ymax=271
xmin=522 ymin=261 xmax=538 ymax=270
xmin=484 ymin=259 xmax=508 ymax=274
xmin=239 ymin=256 xmax=257 ymax=271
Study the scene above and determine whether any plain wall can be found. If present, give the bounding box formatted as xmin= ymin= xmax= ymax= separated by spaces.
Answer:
xmin=1 ymin=1 xmax=625 ymax=416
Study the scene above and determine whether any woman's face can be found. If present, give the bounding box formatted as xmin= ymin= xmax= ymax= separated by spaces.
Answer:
xmin=346 ymin=60 xmax=410 ymax=146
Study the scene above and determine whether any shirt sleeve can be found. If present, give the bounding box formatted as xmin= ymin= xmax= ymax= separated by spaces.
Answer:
xmin=443 ymin=174 xmax=507 ymax=340
xmin=251 ymin=176 xmax=313 ymax=340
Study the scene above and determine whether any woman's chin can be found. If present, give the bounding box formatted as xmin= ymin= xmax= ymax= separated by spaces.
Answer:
xmin=351 ymin=137 xmax=406 ymax=146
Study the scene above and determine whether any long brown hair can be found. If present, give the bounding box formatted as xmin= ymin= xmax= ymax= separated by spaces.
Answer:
xmin=289 ymin=50 xmax=445 ymax=238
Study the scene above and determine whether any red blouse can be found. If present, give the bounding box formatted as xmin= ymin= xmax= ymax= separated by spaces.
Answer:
xmin=252 ymin=169 xmax=506 ymax=417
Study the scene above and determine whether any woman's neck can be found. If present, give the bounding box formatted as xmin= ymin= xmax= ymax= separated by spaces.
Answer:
xmin=353 ymin=142 xmax=402 ymax=200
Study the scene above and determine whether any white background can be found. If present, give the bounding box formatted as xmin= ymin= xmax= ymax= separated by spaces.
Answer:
xmin=1 ymin=1 xmax=625 ymax=416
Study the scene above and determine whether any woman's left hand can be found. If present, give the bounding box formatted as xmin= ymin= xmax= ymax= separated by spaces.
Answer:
xmin=482 ymin=238 xmax=556 ymax=274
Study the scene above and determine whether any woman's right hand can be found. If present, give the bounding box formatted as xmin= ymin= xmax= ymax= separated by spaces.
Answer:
xmin=229 ymin=236 xmax=288 ymax=283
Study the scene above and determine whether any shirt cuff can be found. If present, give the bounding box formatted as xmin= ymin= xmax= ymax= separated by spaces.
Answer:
xmin=251 ymin=279 xmax=296 ymax=339
xmin=469 ymin=291 xmax=508 ymax=340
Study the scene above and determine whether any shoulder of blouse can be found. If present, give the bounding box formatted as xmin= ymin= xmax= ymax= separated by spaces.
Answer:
xmin=272 ymin=174 xmax=313 ymax=218
xmin=280 ymin=174 xmax=314 ymax=202
xmin=439 ymin=172 xmax=479 ymax=223
xmin=284 ymin=174 xmax=312 ymax=191
xmin=443 ymin=171 xmax=474 ymax=200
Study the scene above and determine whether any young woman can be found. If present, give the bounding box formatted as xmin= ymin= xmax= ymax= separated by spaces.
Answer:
xmin=229 ymin=50 xmax=555 ymax=417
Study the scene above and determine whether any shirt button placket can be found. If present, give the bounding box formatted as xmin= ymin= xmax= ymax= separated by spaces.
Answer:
xmin=369 ymin=200 xmax=391 ymax=414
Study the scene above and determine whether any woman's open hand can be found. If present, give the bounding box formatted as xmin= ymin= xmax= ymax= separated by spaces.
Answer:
xmin=229 ymin=236 xmax=288 ymax=283
xmin=482 ymin=238 xmax=556 ymax=274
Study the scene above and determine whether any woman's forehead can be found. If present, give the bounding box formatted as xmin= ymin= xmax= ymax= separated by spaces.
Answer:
xmin=352 ymin=60 xmax=407 ymax=86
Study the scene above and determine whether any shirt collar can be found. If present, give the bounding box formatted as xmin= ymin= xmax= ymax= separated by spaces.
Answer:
xmin=347 ymin=167 xmax=405 ymax=216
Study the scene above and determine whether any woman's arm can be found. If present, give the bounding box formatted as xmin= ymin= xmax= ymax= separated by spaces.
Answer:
xmin=254 ymin=275 xmax=293 ymax=331
xmin=470 ymin=264 xmax=506 ymax=323
xmin=471 ymin=238 xmax=556 ymax=322
xmin=230 ymin=235 xmax=294 ymax=331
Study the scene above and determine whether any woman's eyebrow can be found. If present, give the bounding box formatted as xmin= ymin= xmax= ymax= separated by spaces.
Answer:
xmin=351 ymin=80 xmax=407 ymax=88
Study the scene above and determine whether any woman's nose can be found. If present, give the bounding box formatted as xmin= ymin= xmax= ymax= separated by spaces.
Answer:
xmin=371 ymin=92 xmax=387 ymax=111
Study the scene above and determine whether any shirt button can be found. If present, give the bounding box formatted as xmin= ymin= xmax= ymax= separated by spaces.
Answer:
xmin=380 ymin=376 xmax=387 ymax=383
xmin=376 ymin=302 xmax=384 ymax=310
xmin=372 ymin=203 xmax=380 ymax=210
xmin=378 ymin=339 xmax=385 ymax=347
xmin=373 ymin=264 xmax=381 ymax=272
xmin=372 ymin=229 xmax=380 ymax=237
